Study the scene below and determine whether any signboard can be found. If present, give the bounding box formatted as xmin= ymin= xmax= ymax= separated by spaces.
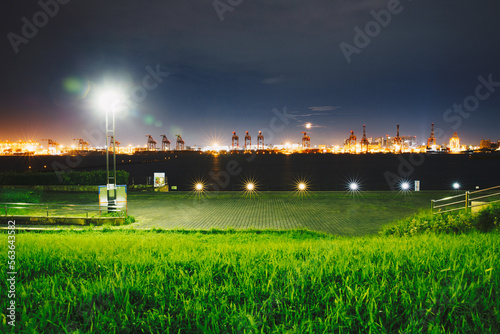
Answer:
xmin=99 ymin=185 xmax=127 ymax=210
xmin=414 ymin=180 xmax=421 ymax=192
xmin=154 ymin=172 xmax=165 ymax=188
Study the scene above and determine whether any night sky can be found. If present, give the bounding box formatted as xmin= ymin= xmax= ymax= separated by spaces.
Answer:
xmin=1 ymin=0 xmax=499 ymax=148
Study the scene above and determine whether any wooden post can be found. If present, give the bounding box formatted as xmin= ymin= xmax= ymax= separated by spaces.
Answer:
xmin=465 ymin=191 xmax=470 ymax=212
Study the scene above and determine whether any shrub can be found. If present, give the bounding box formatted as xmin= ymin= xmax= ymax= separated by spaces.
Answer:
xmin=473 ymin=203 xmax=500 ymax=232
xmin=0 ymin=170 xmax=129 ymax=186
xmin=0 ymin=188 xmax=41 ymax=203
xmin=383 ymin=203 xmax=500 ymax=236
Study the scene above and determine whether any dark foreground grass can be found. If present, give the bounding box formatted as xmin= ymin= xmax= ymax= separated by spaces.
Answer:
xmin=1 ymin=229 xmax=499 ymax=333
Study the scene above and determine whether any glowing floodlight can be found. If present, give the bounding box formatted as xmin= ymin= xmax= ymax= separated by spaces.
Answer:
xmin=246 ymin=183 xmax=255 ymax=191
xmin=452 ymin=182 xmax=461 ymax=190
xmin=349 ymin=182 xmax=359 ymax=191
xmin=305 ymin=123 xmax=312 ymax=129
xmin=401 ymin=182 xmax=411 ymax=191
xmin=298 ymin=183 xmax=307 ymax=191
xmin=195 ymin=183 xmax=204 ymax=191
xmin=97 ymin=88 xmax=125 ymax=113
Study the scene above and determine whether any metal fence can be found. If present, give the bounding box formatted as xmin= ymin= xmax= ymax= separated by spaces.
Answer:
xmin=431 ymin=185 xmax=500 ymax=214
xmin=1 ymin=202 xmax=127 ymax=218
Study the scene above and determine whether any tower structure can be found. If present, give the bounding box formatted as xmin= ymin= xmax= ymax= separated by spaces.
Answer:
xmin=175 ymin=135 xmax=185 ymax=150
xmin=394 ymin=125 xmax=402 ymax=153
xmin=427 ymin=123 xmax=437 ymax=148
xmin=109 ymin=136 xmax=120 ymax=152
xmin=42 ymin=139 xmax=59 ymax=152
xmin=231 ymin=131 xmax=239 ymax=150
xmin=161 ymin=135 xmax=171 ymax=151
xmin=73 ymin=138 xmax=89 ymax=151
xmin=449 ymin=132 xmax=460 ymax=152
xmin=146 ymin=135 xmax=157 ymax=151
xmin=244 ymin=131 xmax=251 ymax=150
xmin=302 ymin=132 xmax=311 ymax=149
xmin=257 ymin=131 xmax=264 ymax=150
xmin=360 ymin=124 xmax=369 ymax=153
xmin=348 ymin=131 xmax=356 ymax=153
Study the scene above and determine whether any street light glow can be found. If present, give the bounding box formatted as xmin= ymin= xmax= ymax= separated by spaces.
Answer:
xmin=453 ymin=182 xmax=461 ymax=190
xmin=246 ymin=183 xmax=255 ymax=191
xmin=349 ymin=182 xmax=359 ymax=191
xmin=401 ymin=182 xmax=410 ymax=191
xmin=97 ymin=88 xmax=125 ymax=112
xmin=298 ymin=183 xmax=306 ymax=191
xmin=195 ymin=183 xmax=203 ymax=191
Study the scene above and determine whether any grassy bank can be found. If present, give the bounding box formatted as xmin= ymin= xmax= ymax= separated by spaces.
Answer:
xmin=1 ymin=229 xmax=499 ymax=333
xmin=383 ymin=203 xmax=500 ymax=236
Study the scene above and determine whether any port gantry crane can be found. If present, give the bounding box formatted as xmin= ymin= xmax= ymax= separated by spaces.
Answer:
xmin=109 ymin=136 xmax=120 ymax=152
xmin=231 ymin=131 xmax=239 ymax=150
xmin=360 ymin=125 xmax=370 ymax=153
xmin=302 ymin=132 xmax=311 ymax=149
xmin=175 ymin=135 xmax=185 ymax=150
xmin=42 ymin=139 xmax=59 ymax=151
xmin=257 ymin=131 xmax=264 ymax=150
xmin=244 ymin=131 xmax=251 ymax=150
xmin=146 ymin=135 xmax=157 ymax=151
xmin=161 ymin=135 xmax=171 ymax=151
xmin=73 ymin=138 xmax=89 ymax=151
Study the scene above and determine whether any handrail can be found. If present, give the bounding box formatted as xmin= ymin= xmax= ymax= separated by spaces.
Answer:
xmin=468 ymin=185 xmax=500 ymax=195
xmin=432 ymin=193 xmax=466 ymax=203
xmin=432 ymin=186 xmax=500 ymax=214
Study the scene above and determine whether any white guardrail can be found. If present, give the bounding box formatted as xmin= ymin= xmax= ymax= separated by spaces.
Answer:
xmin=431 ymin=185 xmax=500 ymax=214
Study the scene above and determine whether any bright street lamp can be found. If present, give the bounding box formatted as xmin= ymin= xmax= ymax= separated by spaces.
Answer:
xmin=97 ymin=88 xmax=124 ymax=211
xmin=401 ymin=182 xmax=410 ymax=191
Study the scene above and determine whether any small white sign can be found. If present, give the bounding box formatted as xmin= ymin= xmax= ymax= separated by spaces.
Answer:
xmin=107 ymin=183 xmax=116 ymax=190
xmin=414 ymin=180 xmax=421 ymax=192
xmin=154 ymin=172 xmax=166 ymax=188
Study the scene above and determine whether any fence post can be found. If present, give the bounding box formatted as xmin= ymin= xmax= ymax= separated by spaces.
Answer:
xmin=431 ymin=200 xmax=434 ymax=214
xmin=465 ymin=191 xmax=470 ymax=212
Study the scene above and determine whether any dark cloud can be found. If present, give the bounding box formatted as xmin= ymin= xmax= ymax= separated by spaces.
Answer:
xmin=0 ymin=0 xmax=499 ymax=145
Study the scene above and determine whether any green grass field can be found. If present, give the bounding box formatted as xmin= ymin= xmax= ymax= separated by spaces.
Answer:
xmin=126 ymin=191 xmax=452 ymax=235
xmin=1 ymin=230 xmax=499 ymax=333
xmin=3 ymin=189 xmax=453 ymax=235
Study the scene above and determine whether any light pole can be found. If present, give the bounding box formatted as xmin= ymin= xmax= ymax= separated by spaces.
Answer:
xmin=98 ymin=90 xmax=122 ymax=211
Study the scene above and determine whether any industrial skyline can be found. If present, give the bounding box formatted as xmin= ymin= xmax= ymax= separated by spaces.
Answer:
xmin=1 ymin=123 xmax=498 ymax=155
xmin=1 ymin=1 xmax=499 ymax=146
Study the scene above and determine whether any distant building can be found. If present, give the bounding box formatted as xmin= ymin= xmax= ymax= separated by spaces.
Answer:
xmin=401 ymin=136 xmax=418 ymax=148
xmin=449 ymin=132 xmax=460 ymax=152
xmin=480 ymin=140 xmax=491 ymax=149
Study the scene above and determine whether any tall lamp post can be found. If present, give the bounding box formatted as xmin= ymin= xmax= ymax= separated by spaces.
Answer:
xmin=98 ymin=90 xmax=122 ymax=211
